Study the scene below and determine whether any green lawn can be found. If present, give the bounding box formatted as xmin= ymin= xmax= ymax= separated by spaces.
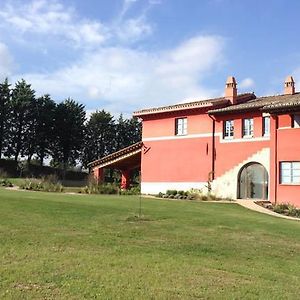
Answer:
xmin=0 ymin=189 xmax=300 ymax=299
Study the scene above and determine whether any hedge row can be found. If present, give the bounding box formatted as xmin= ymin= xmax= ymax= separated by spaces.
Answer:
xmin=0 ymin=159 xmax=88 ymax=181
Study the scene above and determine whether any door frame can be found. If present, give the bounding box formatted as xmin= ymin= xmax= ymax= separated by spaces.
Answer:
xmin=237 ymin=162 xmax=269 ymax=200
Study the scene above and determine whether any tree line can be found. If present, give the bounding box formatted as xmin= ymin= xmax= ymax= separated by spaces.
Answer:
xmin=0 ymin=78 xmax=141 ymax=170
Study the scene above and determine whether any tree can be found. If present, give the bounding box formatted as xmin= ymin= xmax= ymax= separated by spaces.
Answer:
xmin=51 ymin=98 xmax=86 ymax=172
xmin=114 ymin=114 xmax=141 ymax=151
xmin=34 ymin=95 xmax=56 ymax=166
xmin=7 ymin=79 xmax=35 ymax=161
xmin=0 ymin=78 xmax=11 ymax=158
xmin=82 ymin=110 xmax=116 ymax=167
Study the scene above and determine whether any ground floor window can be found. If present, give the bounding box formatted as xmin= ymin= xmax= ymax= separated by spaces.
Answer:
xmin=280 ymin=162 xmax=300 ymax=184
xmin=238 ymin=163 xmax=268 ymax=199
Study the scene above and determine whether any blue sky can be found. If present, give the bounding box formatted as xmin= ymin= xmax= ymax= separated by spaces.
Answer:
xmin=0 ymin=0 xmax=300 ymax=116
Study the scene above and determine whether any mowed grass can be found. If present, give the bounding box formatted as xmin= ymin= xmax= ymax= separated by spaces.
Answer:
xmin=0 ymin=189 xmax=300 ymax=299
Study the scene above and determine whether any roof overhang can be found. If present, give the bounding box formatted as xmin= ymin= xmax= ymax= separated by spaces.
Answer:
xmin=261 ymin=101 xmax=300 ymax=114
xmin=88 ymin=142 xmax=143 ymax=170
xmin=133 ymin=99 xmax=228 ymax=117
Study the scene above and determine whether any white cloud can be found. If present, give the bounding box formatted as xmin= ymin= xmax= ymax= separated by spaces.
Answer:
xmin=17 ymin=35 xmax=225 ymax=114
xmin=0 ymin=0 xmax=154 ymax=47
xmin=0 ymin=0 xmax=226 ymax=115
xmin=0 ymin=42 xmax=14 ymax=79
xmin=239 ymin=77 xmax=255 ymax=90
xmin=0 ymin=0 xmax=108 ymax=48
xmin=116 ymin=17 xmax=152 ymax=42
xmin=119 ymin=0 xmax=139 ymax=19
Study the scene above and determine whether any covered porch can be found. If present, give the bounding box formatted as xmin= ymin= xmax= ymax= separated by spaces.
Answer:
xmin=88 ymin=142 xmax=143 ymax=189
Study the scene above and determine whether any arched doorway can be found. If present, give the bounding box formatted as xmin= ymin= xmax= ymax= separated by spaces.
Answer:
xmin=238 ymin=163 xmax=268 ymax=200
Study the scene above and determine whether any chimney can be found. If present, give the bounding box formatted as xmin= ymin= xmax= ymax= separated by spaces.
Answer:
xmin=225 ymin=76 xmax=237 ymax=104
xmin=284 ymin=76 xmax=295 ymax=95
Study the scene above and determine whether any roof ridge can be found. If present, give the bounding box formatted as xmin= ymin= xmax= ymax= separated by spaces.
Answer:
xmin=133 ymin=92 xmax=255 ymax=117
xmin=209 ymin=92 xmax=300 ymax=114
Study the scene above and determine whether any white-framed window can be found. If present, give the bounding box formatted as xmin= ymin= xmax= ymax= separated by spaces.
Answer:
xmin=175 ymin=117 xmax=187 ymax=135
xmin=224 ymin=120 xmax=234 ymax=139
xmin=263 ymin=116 xmax=270 ymax=136
xmin=243 ymin=118 xmax=254 ymax=137
xmin=280 ymin=162 xmax=300 ymax=184
xmin=293 ymin=115 xmax=300 ymax=128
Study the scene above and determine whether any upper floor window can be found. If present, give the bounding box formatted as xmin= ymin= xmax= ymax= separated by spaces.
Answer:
xmin=243 ymin=118 xmax=254 ymax=137
xmin=224 ymin=120 xmax=234 ymax=139
xmin=293 ymin=115 xmax=300 ymax=128
xmin=280 ymin=162 xmax=300 ymax=184
xmin=263 ymin=116 xmax=270 ymax=136
xmin=175 ymin=118 xmax=187 ymax=135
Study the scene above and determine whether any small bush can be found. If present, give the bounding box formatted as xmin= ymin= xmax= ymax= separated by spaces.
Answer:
xmin=19 ymin=177 xmax=63 ymax=192
xmin=207 ymin=193 xmax=217 ymax=201
xmin=82 ymin=177 xmax=119 ymax=195
xmin=0 ymin=178 xmax=13 ymax=187
xmin=273 ymin=203 xmax=300 ymax=218
xmin=120 ymin=186 xmax=140 ymax=195
xmin=201 ymin=195 xmax=208 ymax=201
xmin=166 ymin=190 xmax=177 ymax=196
xmin=273 ymin=203 xmax=289 ymax=214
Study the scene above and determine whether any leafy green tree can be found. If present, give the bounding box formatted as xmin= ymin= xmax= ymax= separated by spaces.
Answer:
xmin=7 ymin=79 xmax=35 ymax=161
xmin=51 ymin=98 xmax=86 ymax=172
xmin=114 ymin=114 xmax=141 ymax=151
xmin=0 ymin=78 xmax=11 ymax=158
xmin=126 ymin=116 xmax=142 ymax=145
xmin=34 ymin=95 xmax=56 ymax=166
xmin=82 ymin=110 xmax=116 ymax=167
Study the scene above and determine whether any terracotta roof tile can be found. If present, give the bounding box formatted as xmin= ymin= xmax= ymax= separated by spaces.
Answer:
xmin=88 ymin=141 xmax=143 ymax=168
xmin=133 ymin=93 xmax=255 ymax=117
xmin=208 ymin=93 xmax=300 ymax=114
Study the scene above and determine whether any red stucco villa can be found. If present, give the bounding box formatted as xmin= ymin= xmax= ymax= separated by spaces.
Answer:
xmin=89 ymin=76 xmax=300 ymax=207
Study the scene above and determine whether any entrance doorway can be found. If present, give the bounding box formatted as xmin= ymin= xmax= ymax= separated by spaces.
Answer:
xmin=238 ymin=163 xmax=268 ymax=200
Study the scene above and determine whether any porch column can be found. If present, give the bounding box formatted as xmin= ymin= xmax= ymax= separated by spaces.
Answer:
xmin=93 ymin=167 xmax=104 ymax=184
xmin=120 ymin=169 xmax=130 ymax=190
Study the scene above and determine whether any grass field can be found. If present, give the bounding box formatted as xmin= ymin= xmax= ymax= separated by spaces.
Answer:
xmin=0 ymin=188 xmax=300 ymax=299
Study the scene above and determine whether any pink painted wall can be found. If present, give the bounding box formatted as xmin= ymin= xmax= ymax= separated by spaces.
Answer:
xmin=213 ymin=112 xmax=270 ymax=177
xmin=276 ymin=126 xmax=300 ymax=207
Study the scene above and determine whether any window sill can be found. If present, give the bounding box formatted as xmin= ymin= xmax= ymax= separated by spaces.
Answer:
xmin=279 ymin=183 xmax=300 ymax=186
xmin=242 ymin=135 xmax=253 ymax=139
xmin=223 ymin=136 xmax=233 ymax=140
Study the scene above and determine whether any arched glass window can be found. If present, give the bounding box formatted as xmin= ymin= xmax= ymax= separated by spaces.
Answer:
xmin=238 ymin=163 xmax=268 ymax=200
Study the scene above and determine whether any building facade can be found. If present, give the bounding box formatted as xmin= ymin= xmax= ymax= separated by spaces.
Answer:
xmin=133 ymin=76 xmax=300 ymax=207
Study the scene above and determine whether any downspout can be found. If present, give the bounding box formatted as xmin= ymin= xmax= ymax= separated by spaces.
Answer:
xmin=274 ymin=115 xmax=278 ymax=205
xmin=208 ymin=114 xmax=216 ymax=181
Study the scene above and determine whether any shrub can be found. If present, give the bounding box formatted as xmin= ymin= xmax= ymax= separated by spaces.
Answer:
xmin=120 ymin=186 xmax=140 ymax=195
xmin=166 ymin=190 xmax=177 ymax=196
xmin=273 ymin=203 xmax=300 ymax=218
xmin=19 ymin=177 xmax=63 ymax=192
xmin=273 ymin=203 xmax=289 ymax=214
xmin=0 ymin=178 xmax=13 ymax=187
xmin=187 ymin=188 xmax=203 ymax=200
xmin=207 ymin=193 xmax=217 ymax=201
xmin=82 ymin=177 xmax=119 ymax=195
